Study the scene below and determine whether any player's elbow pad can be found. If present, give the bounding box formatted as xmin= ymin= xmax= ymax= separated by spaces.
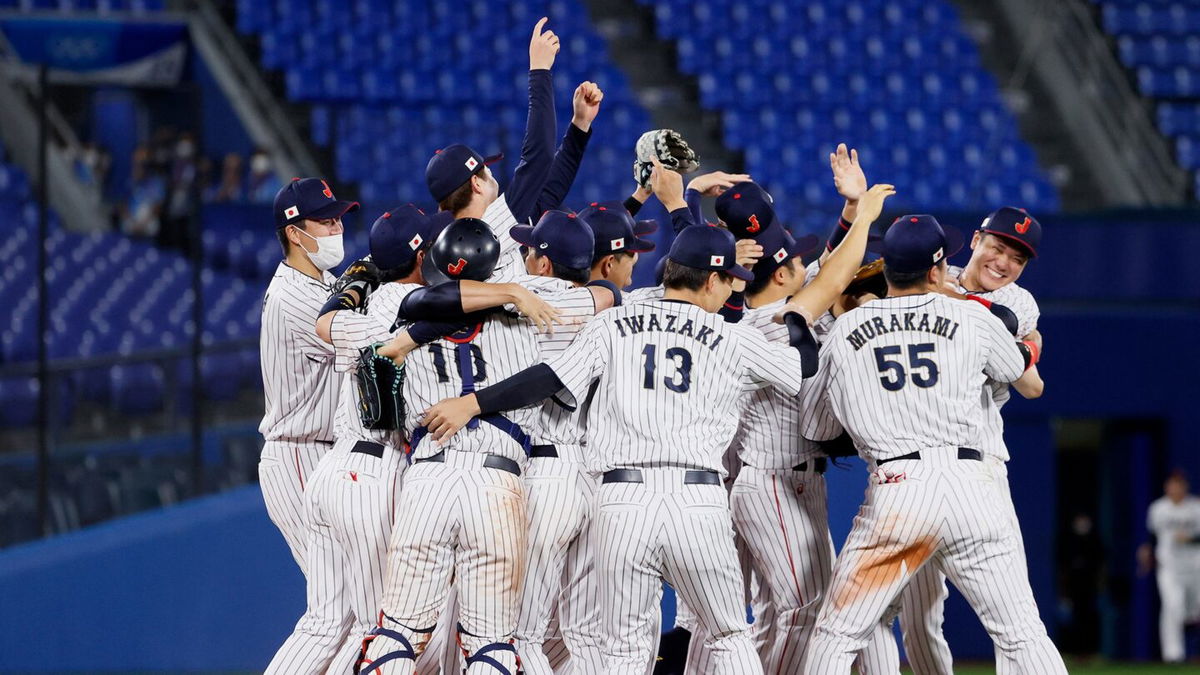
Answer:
xmin=397 ymin=281 xmax=465 ymax=322
xmin=784 ymin=311 xmax=819 ymax=378
xmin=475 ymin=364 xmax=566 ymax=415
xmin=1016 ymin=339 xmax=1040 ymax=371
xmin=967 ymin=295 xmax=1019 ymax=336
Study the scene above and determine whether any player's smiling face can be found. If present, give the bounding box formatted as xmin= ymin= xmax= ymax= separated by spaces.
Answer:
xmin=967 ymin=232 xmax=1028 ymax=291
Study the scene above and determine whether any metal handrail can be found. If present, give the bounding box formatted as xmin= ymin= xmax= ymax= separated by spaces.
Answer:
xmin=1056 ymin=0 xmax=1188 ymax=205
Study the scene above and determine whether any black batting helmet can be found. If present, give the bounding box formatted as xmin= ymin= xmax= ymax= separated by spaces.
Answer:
xmin=420 ymin=217 xmax=501 ymax=285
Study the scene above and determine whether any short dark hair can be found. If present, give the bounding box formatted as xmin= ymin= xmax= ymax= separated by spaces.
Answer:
xmin=275 ymin=220 xmax=306 ymax=255
xmin=438 ymin=166 xmax=486 ymax=213
xmin=662 ymin=259 xmax=732 ymax=291
xmin=378 ymin=241 xmax=433 ymax=282
xmin=536 ymin=253 xmax=589 ymax=285
xmin=591 ymin=250 xmax=637 ymax=267
xmin=883 ymin=260 xmax=941 ymax=290
xmin=745 ymin=256 xmax=801 ymax=296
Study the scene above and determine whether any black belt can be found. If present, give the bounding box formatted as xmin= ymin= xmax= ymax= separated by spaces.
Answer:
xmin=414 ymin=450 xmax=521 ymax=476
xmin=602 ymin=468 xmax=721 ymax=485
xmin=351 ymin=441 xmax=384 ymax=458
xmin=877 ymin=448 xmax=982 ymax=466
xmin=530 ymin=444 xmax=558 ymax=458
xmin=793 ymin=458 xmax=827 ymax=473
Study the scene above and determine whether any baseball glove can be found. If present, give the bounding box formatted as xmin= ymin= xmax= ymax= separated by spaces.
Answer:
xmin=843 ymin=258 xmax=887 ymax=299
xmin=331 ymin=258 xmax=382 ymax=312
xmin=634 ymin=129 xmax=700 ymax=189
xmin=354 ymin=343 xmax=405 ymax=430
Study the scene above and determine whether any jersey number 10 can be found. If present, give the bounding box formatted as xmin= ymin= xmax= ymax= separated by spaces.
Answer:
xmin=873 ymin=343 xmax=939 ymax=391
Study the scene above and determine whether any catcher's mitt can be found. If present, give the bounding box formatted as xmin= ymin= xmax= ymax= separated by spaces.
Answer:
xmin=354 ymin=343 xmax=405 ymax=430
xmin=634 ymin=129 xmax=700 ymax=189
xmin=844 ymin=258 xmax=887 ymax=298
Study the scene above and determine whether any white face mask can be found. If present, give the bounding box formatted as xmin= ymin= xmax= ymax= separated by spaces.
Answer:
xmin=295 ymin=227 xmax=344 ymax=270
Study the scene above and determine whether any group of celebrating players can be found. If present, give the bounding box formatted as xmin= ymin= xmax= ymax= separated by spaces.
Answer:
xmin=255 ymin=18 xmax=1067 ymax=675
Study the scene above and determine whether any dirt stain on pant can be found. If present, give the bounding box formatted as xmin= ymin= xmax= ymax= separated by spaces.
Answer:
xmin=834 ymin=536 xmax=937 ymax=610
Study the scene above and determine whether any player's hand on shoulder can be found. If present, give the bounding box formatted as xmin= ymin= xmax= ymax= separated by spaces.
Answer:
xmin=511 ymin=285 xmax=565 ymax=334
xmin=687 ymin=171 xmax=752 ymax=197
xmin=829 ymin=143 xmax=868 ymax=202
xmin=572 ymin=81 xmax=603 ymax=132
xmin=853 ymin=184 xmax=895 ymax=224
xmin=423 ymin=395 xmax=481 ymax=443
xmin=529 ymin=17 xmax=560 ymax=71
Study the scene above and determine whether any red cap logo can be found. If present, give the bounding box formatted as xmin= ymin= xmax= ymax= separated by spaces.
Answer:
xmin=1014 ymin=217 xmax=1031 ymax=234
xmin=447 ymin=258 xmax=468 ymax=275
xmin=747 ymin=214 xmax=762 ymax=233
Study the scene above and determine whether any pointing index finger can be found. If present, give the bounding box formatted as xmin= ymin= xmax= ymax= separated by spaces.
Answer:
xmin=533 ymin=17 xmax=548 ymax=37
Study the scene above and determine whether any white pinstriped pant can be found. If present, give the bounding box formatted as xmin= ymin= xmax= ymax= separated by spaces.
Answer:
xmin=514 ymin=450 xmax=605 ymax=674
xmin=732 ymin=465 xmax=899 ymax=674
xmin=265 ymin=440 xmax=402 ymax=675
xmin=803 ymin=452 xmax=1066 ymax=675
xmin=259 ymin=439 xmax=331 ymax=576
xmin=595 ymin=468 xmax=763 ymax=675
xmin=366 ymin=450 xmax=528 ymax=674
xmin=897 ymin=455 xmax=1025 ymax=674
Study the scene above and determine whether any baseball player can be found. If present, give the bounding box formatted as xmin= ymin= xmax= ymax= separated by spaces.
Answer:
xmin=258 ymin=177 xmax=358 ymax=575
xmin=419 ymin=187 xmax=894 ymax=674
xmin=798 ymin=214 xmax=1066 ymax=674
xmin=1140 ymin=470 xmax=1200 ymax=662
xmin=358 ymin=218 xmax=616 ymax=675
xmin=427 ymin=18 xmax=603 ymax=280
xmin=510 ymin=208 xmax=653 ymax=674
xmin=897 ymin=207 xmax=1046 ymax=674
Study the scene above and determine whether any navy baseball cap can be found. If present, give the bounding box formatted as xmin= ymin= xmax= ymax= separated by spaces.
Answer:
xmin=577 ymin=201 xmax=656 ymax=261
xmin=666 ymin=225 xmax=754 ymax=281
xmin=511 ymin=210 xmax=596 ymax=270
xmin=980 ymin=206 xmax=1040 ymax=258
xmin=634 ymin=219 xmax=658 ymax=236
xmin=752 ymin=222 xmax=819 ymax=277
xmin=425 ymin=144 xmax=504 ymax=203
xmin=273 ymin=177 xmax=359 ymax=229
xmin=369 ymin=205 xmax=439 ymax=270
xmin=715 ymin=182 xmax=776 ymax=239
xmin=882 ymin=215 xmax=965 ymax=274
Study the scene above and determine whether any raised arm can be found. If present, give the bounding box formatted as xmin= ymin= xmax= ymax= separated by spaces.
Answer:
xmin=777 ymin=183 xmax=894 ymax=324
xmin=533 ymin=82 xmax=602 ymax=216
xmin=503 ymin=18 xmax=561 ymax=223
xmin=820 ymin=143 xmax=868 ymax=264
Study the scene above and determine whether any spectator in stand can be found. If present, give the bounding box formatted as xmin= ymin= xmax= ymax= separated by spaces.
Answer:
xmin=162 ymin=132 xmax=199 ymax=252
xmin=208 ymin=152 xmax=246 ymax=203
xmin=246 ymin=148 xmax=281 ymax=203
xmin=119 ymin=145 xmax=166 ymax=239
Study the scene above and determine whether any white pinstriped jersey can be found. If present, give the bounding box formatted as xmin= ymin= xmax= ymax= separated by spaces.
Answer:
xmin=950 ymin=265 xmax=1041 ymax=462
xmin=483 ymin=194 xmax=527 ymax=281
xmin=528 ymin=287 xmax=598 ymax=447
xmin=547 ymin=299 xmax=808 ymax=475
xmin=402 ymin=285 xmax=600 ymax=462
xmin=735 ymin=299 xmax=831 ymax=469
xmin=625 ymin=285 xmax=664 ymax=304
xmin=801 ymin=293 xmax=1026 ymax=460
xmin=259 ymin=262 xmax=340 ymax=443
xmin=328 ymin=282 xmax=422 ymax=449
xmin=1149 ymin=496 xmax=1200 ymax=572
